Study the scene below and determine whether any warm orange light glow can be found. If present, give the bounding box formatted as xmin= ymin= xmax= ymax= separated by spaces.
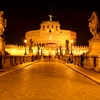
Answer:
xmin=70 ymin=40 xmax=73 ymax=43
xmin=24 ymin=39 xmax=27 ymax=43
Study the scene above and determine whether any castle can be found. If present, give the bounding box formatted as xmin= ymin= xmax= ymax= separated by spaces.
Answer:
xmin=3 ymin=11 xmax=100 ymax=72
xmin=5 ymin=15 xmax=89 ymax=56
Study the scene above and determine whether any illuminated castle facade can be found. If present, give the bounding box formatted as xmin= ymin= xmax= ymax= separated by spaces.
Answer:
xmin=5 ymin=15 xmax=89 ymax=56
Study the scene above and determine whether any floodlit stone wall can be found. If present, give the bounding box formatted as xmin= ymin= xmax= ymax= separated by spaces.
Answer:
xmin=5 ymin=44 xmax=89 ymax=56
xmin=1 ymin=55 xmax=37 ymax=68
xmin=5 ymin=44 xmax=28 ymax=55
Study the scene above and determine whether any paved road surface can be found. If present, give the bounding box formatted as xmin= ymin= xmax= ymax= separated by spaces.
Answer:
xmin=0 ymin=58 xmax=100 ymax=100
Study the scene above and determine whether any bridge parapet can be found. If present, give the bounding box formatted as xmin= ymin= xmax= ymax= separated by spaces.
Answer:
xmin=0 ymin=55 xmax=37 ymax=69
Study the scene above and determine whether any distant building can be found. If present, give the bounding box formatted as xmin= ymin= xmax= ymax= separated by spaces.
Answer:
xmin=25 ymin=15 xmax=76 ymax=56
xmin=5 ymin=15 xmax=89 ymax=56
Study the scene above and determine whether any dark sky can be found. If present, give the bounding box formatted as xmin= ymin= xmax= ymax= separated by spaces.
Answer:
xmin=0 ymin=1 xmax=100 ymax=46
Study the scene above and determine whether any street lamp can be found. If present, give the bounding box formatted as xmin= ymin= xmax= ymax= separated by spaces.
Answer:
xmin=37 ymin=45 xmax=39 ymax=56
xmin=24 ymin=39 xmax=27 ymax=55
xmin=70 ymin=40 xmax=73 ymax=55
xmin=41 ymin=49 xmax=42 ymax=56
xmin=60 ymin=46 xmax=62 ymax=56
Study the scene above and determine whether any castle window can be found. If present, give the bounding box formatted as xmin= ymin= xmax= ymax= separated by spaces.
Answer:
xmin=49 ymin=30 xmax=51 ymax=32
xmin=56 ymin=26 xmax=58 ymax=28
xmin=42 ymin=43 xmax=44 ymax=47
xmin=47 ymin=25 xmax=49 ymax=28
xmin=56 ymin=29 xmax=58 ymax=31
xmin=52 ymin=25 xmax=53 ymax=28
xmin=43 ymin=25 xmax=45 ymax=30
xmin=43 ymin=25 xmax=45 ymax=28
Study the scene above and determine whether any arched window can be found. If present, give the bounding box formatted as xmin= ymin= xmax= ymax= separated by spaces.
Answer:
xmin=49 ymin=30 xmax=51 ymax=32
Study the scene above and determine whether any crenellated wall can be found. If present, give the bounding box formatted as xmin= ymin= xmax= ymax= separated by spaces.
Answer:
xmin=5 ymin=44 xmax=29 ymax=55
xmin=72 ymin=45 xmax=89 ymax=55
xmin=5 ymin=44 xmax=89 ymax=56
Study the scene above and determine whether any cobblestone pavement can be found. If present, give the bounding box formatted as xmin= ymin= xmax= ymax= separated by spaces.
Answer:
xmin=0 ymin=58 xmax=100 ymax=100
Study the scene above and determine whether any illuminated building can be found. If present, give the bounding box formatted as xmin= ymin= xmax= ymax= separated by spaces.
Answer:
xmin=25 ymin=15 xmax=76 ymax=56
xmin=5 ymin=15 xmax=88 ymax=56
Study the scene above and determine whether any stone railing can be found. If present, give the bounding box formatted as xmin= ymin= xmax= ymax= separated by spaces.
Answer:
xmin=62 ymin=55 xmax=81 ymax=64
xmin=0 ymin=55 xmax=38 ymax=69
xmin=62 ymin=55 xmax=100 ymax=72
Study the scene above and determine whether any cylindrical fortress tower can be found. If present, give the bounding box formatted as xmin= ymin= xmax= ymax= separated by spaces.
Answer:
xmin=25 ymin=15 xmax=77 ymax=56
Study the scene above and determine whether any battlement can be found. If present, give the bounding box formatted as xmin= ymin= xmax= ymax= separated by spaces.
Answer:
xmin=5 ymin=44 xmax=89 ymax=56
xmin=73 ymin=45 xmax=89 ymax=49
xmin=6 ymin=44 xmax=25 ymax=48
xmin=5 ymin=44 xmax=27 ymax=56
xmin=72 ymin=45 xmax=89 ymax=55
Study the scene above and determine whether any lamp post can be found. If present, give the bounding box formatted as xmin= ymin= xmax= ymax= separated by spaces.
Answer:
xmin=37 ymin=45 xmax=39 ymax=56
xmin=41 ymin=49 xmax=42 ymax=56
xmin=24 ymin=39 xmax=27 ymax=55
xmin=70 ymin=40 xmax=73 ymax=55
xmin=36 ymin=45 xmax=40 ymax=59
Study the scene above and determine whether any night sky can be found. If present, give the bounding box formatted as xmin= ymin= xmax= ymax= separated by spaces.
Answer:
xmin=0 ymin=1 xmax=100 ymax=46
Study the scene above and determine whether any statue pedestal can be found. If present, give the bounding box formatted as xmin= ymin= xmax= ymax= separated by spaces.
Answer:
xmin=29 ymin=49 xmax=33 ymax=55
xmin=0 ymin=37 xmax=5 ymax=55
xmin=84 ymin=37 xmax=100 ymax=72
xmin=87 ymin=37 xmax=100 ymax=56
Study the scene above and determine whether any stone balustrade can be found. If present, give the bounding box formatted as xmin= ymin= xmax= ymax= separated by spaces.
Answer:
xmin=62 ymin=55 xmax=100 ymax=72
xmin=0 ymin=55 xmax=37 ymax=69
